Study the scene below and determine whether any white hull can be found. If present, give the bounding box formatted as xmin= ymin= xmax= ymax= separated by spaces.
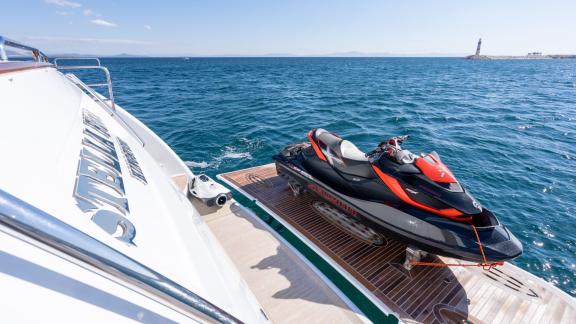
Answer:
xmin=0 ymin=62 xmax=266 ymax=323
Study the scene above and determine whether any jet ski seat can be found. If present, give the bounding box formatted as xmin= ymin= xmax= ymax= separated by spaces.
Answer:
xmin=341 ymin=140 xmax=369 ymax=161
xmin=314 ymin=129 xmax=368 ymax=162
xmin=312 ymin=129 xmax=375 ymax=178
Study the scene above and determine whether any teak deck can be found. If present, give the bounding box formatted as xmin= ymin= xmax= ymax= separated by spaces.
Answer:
xmin=219 ymin=164 xmax=576 ymax=324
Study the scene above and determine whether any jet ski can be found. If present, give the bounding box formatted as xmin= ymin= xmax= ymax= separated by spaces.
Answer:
xmin=273 ymin=129 xmax=523 ymax=264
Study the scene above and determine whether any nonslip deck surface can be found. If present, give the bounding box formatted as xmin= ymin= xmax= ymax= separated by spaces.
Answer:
xmin=219 ymin=164 xmax=576 ymax=324
xmin=191 ymin=198 xmax=366 ymax=324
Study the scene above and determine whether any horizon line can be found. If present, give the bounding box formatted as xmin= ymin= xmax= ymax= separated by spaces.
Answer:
xmin=45 ymin=53 xmax=469 ymax=58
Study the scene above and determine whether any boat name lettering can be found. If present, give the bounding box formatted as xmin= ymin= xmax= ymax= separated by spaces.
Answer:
xmin=117 ymin=137 xmax=147 ymax=184
xmin=73 ymin=110 xmax=136 ymax=244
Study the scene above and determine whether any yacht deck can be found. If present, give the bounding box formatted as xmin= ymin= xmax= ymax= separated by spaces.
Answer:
xmin=189 ymin=195 xmax=367 ymax=323
xmin=218 ymin=163 xmax=576 ymax=324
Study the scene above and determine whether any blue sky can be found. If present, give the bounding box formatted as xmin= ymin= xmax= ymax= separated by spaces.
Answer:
xmin=4 ymin=0 xmax=576 ymax=56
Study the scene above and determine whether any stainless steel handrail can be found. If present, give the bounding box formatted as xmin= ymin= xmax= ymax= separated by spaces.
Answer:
xmin=54 ymin=57 xmax=102 ymax=67
xmin=65 ymin=73 xmax=146 ymax=147
xmin=0 ymin=36 xmax=49 ymax=62
xmin=55 ymin=62 xmax=116 ymax=112
xmin=0 ymin=189 xmax=243 ymax=324
xmin=66 ymin=73 xmax=114 ymax=113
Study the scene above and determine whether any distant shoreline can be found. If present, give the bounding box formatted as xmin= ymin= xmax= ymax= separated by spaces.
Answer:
xmin=465 ymin=54 xmax=576 ymax=60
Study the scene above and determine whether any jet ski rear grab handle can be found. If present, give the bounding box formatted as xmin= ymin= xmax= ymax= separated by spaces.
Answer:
xmin=408 ymin=222 xmax=504 ymax=271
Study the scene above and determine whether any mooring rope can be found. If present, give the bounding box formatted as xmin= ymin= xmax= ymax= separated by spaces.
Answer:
xmin=409 ymin=223 xmax=504 ymax=270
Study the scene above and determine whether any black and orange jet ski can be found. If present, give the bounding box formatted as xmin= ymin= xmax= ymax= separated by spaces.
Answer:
xmin=273 ymin=129 xmax=523 ymax=263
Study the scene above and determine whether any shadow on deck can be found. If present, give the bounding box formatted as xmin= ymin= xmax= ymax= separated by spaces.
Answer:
xmin=192 ymin=193 xmax=366 ymax=323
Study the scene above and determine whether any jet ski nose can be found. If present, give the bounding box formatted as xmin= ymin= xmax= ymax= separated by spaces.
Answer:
xmin=482 ymin=227 xmax=523 ymax=262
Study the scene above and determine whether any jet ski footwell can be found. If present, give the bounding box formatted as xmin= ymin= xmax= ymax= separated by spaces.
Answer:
xmin=218 ymin=164 xmax=576 ymax=324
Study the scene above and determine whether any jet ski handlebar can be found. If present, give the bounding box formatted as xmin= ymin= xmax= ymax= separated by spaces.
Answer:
xmin=365 ymin=147 xmax=383 ymax=158
xmin=365 ymin=135 xmax=410 ymax=158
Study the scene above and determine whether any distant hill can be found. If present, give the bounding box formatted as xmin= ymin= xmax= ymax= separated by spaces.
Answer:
xmin=47 ymin=53 xmax=149 ymax=58
xmin=112 ymin=53 xmax=149 ymax=58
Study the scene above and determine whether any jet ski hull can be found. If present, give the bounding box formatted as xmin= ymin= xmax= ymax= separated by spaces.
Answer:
xmin=274 ymin=152 xmax=523 ymax=263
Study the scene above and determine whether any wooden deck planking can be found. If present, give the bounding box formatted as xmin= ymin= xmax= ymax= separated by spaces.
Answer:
xmin=220 ymin=164 xmax=576 ymax=323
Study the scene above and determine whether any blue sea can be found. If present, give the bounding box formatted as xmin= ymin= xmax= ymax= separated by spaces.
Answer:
xmin=96 ymin=57 xmax=575 ymax=296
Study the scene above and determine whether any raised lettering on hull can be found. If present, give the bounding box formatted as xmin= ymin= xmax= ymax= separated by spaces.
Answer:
xmin=73 ymin=110 xmax=143 ymax=245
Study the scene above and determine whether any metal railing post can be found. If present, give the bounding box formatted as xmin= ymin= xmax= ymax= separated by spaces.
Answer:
xmin=0 ymin=36 xmax=9 ymax=61
xmin=102 ymin=66 xmax=116 ymax=111
xmin=54 ymin=58 xmax=116 ymax=112
xmin=0 ymin=36 xmax=49 ymax=62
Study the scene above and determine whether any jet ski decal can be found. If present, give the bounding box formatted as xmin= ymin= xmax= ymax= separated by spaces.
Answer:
xmin=307 ymin=183 xmax=359 ymax=217
xmin=307 ymin=130 xmax=327 ymax=161
xmin=415 ymin=154 xmax=457 ymax=183
xmin=370 ymin=164 xmax=466 ymax=220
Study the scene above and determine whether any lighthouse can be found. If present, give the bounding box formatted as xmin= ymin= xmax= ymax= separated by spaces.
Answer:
xmin=475 ymin=38 xmax=482 ymax=57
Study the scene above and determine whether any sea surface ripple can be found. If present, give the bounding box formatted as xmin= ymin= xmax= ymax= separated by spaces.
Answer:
xmin=97 ymin=57 xmax=575 ymax=296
